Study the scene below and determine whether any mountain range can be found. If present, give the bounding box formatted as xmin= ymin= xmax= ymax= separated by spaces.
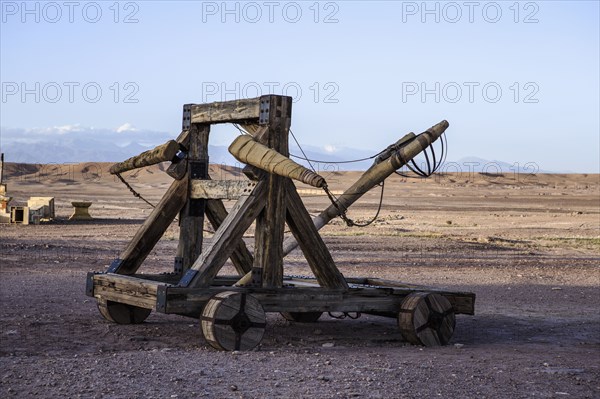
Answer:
xmin=0 ymin=125 xmax=554 ymax=173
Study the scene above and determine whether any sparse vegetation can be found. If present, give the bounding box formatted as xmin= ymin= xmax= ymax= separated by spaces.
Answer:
xmin=538 ymin=236 xmax=600 ymax=250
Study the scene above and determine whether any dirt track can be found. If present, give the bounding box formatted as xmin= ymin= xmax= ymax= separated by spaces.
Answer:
xmin=1 ymin=164 xmax=599 ymax=398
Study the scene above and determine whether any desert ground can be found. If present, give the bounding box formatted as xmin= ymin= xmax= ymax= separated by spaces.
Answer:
xmin=0 ymin=162 xmax=598 ymax=398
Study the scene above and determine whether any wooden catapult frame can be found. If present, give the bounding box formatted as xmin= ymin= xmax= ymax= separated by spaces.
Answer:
xmin=87 ymin=95 xmax=475 ymax=350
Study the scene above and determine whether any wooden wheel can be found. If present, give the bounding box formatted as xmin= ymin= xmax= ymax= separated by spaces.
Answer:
xmin=281 ymin=312 xmax=323 ymax=323
xmin=97 ymin=299 xmax=152 ymax=324
xmin=398 ymin=292 xmax=455 ymax=346
xmin=201 ymin=291 xmax=266 ymax=351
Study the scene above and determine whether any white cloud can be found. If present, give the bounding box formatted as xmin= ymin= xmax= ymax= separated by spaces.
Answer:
xmin=323 ymin=144 xmax=337 ymax=154
xmin=21 ymin=124 xmax=84 ymax=135
xmin=115 ymin=123 xmax=138 ymax=133
xmin=54 ymin=124 xmax=83 ymax=134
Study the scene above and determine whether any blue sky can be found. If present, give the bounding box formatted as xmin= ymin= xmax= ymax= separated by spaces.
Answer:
xmin=1 ymin=1 xmax=599 ymax=172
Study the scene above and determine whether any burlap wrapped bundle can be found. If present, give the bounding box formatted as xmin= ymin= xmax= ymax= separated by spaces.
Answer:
xmin=229 ymin=135 xmax=326 ymax=188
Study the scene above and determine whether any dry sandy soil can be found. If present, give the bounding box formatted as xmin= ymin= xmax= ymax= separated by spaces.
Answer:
xmin=1 ymin=163 xmax=599 ymax=398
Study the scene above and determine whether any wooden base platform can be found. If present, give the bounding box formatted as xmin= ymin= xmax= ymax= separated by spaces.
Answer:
xmin=87 ymin=273 xmax=474 ymax=316
xmin=86 ymin=272 xmax=475 ymax=348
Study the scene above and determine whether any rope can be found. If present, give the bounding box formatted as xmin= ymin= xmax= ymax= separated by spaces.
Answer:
xmin=328 ymin=312 xmax=362 ymax=320
xmin=292 ymin=127 xmax=447 ymax=226
xmin=233 ymin=124 xmax=249 ymax=135
xmin=289 ymin=128 xmax=318 ymax=174
xmin=115 ymin=171 xmax=219 ymax=231
xmin=115 ymin=172 xmax=156 ymax=209
xmin=290 ymin=128 xmax=386 ymax=228
xmin=289 ymin=128 xmax=447 ymax=178
xmin=322 ymin=182 xmax=385 ymax=228
xmin=395 ymin=132 xmax=447 ymax=178
xmin=290 ymin=153 xmax=381 ymax=164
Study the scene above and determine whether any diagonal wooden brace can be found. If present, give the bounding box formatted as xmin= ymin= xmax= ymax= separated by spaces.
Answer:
xmin=110 ymin=177 xmax=188 ymax=275
xmin=179 ymin=180 xmax=268 ymax=288
xmin=205 ymin=199 xmax=253 ymax=275
xmin=284 ymin=180 xmax=349 ymax=290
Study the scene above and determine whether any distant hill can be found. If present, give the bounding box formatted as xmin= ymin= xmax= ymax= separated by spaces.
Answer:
xmin=3 ymin=162 xmax=596 ymax=194
xmin=451 ymin=157 xmax=555 ymax=174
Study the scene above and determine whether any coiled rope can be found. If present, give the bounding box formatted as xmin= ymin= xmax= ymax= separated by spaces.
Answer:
xmin=288 ymin=127 xmax=446 ymax=227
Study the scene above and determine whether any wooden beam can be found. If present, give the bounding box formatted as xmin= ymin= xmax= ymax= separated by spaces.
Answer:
xmin=156 ymin=285 xmax=475 ymax=316
xmin=92 ymin=273 xmax=474 ymax=316
xmin=176 ymin=124 xmax=209 ymax=272
xmin=285 ymin=180 xmax=349 ymax=290
xmin=191 ymin=180 xmax=256 ymax=200
xmin=205 ymin=199 xmax=253 ymax=275
xmin=254 ymin=95 xmax=292 ymax=289
xmin=190 ymin=98 xmax=261 ymax=124
xmin=111 ymin=177 xmax=188 ymax=275
xmin=110 ymin=140 xmax=179 ymax=175
xmin=180 ymin=180 xmax=268 ymax=288
xmin=92 ymin=274 xmax=165 ymax=310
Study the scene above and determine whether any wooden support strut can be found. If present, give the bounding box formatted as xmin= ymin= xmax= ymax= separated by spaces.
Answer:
xmin=204 ymin=199 xmax=253 ymax=275
xmin=180 ymin=179 xmax=268 ymax=288
xmin=190 ymin=180 xmax=256 ymax=200
xmin=109 ymin=177 xmax=188 ymax=275
xmin=176 ymin=123 xmax=209 ymax=272
xmin=252 ymin=95 xmax=292 ymax=289
xmin=284 ymin=180 xmax=348 ymax=289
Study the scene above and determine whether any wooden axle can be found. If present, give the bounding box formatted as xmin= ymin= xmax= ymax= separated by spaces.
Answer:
xmin=109 ymin=139 xmax=181 ymax=175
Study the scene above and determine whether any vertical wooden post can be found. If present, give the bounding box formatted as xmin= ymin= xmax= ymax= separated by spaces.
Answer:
xmin=176 ymin=118 xmax=210 ymax=272
xmin=253 ymin=96 xmax=292 ymax=288
xmin=0 ymin=153 xmax=4 ymax=184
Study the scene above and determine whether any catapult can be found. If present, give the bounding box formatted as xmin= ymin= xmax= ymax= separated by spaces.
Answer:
xmin=86 ymin=95 xmax=475 ymax=350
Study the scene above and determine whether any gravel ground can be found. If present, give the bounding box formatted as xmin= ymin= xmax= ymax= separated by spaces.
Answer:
xmin=1 ymin=167 xmax=598 ymax=398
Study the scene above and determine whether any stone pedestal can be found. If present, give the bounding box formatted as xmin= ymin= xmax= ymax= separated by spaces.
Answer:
xmin=70 ymin=201 xmax=93 ymax=221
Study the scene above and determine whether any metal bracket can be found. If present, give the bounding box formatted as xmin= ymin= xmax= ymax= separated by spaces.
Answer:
xmin=189 ymin=198 xmax=205 ymax=217
xmin=189 ymin=159 xmax=209 ymax=217
xmin=259 ymin=97 xmax=270 ymax=125
xmin=106 ymin=258 xmax=123 ymax=273
xmin=178 ymin=269 xmax=198 ymax=287
xmin=173 ymin=257 xmax=183 ymax=274
xmin=85 ymin=272 xmax=98 ymax=297
xmin=156 ymin=285 xmax=168 ymax=313
xmin=182 ymin=104 xmax=192 ymax=130
xmin=190 ymin=160 xmax=208 ymax=179
xmin=250 ymin=267 xmax=263 ymax=287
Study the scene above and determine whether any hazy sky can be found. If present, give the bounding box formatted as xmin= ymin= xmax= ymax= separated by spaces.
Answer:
xmin=1 ymin=1 xmax=599 ymax=172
